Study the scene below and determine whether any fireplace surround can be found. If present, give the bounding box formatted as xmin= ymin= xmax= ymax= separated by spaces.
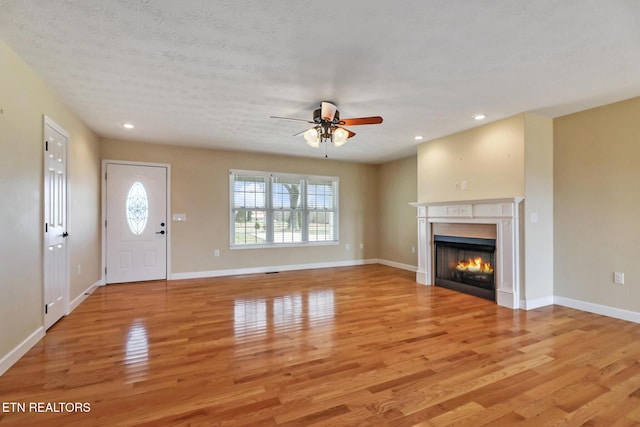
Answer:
xmin=411 ymin=198 xmax=523 ymax=309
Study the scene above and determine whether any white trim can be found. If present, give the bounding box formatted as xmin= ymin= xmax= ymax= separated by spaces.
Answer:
xmin=101 ymin=160 xmax=172 ymax=284
xmin=229 ymin=169 xmax=339 ymax=182
xmin=496 ymin=289 xmax=516 ymax=309
xmin=44 ymin=115 xmax=69 ymax=138
xmin=0 ymin=327 xmax=45 ymax=376
xmin=416 ymin=271 xmax=429 ymax=285
xmin=520 ymin=296 xmax=554 ymax=310
xmin=230 ymin=241 xmax=340 ymax=250
xmin=554 ymin=296 xmax=640 ymax=324
xmin=170 ymin=259 xmax=379 ymax=280
xmin=411 ymin=197 xmax=525 ymax=208
xmin=68 ymin=279 xmax=103 ymax=314
xmin=377 ymin=259 xmax=417 ymax=272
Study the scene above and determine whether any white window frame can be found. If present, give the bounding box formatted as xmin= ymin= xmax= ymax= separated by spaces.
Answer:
xmin=229 ymin=169 xmax=339 ymax=249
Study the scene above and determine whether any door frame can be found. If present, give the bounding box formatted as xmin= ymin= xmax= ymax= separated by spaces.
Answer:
xmin=43 ymin=115 xmax=70 ymax=324
xmin=101 ymin=160 xmax=172 ymax=284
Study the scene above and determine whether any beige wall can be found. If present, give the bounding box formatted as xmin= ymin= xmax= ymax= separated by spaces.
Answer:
xmin=0 ymin=41 xmax=101 ymax=361
xmin=554 ymin=97 xmax=640 ymax=312
xmin=101 ymin=139 xmax=379 ymax=274
xmin=377 ymin=155 xmax=418 ymax=267
xmin=417 ymin=115 xmax=525 ymax=202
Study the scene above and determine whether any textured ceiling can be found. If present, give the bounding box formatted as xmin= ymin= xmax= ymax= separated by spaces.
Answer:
xmin=1 ymin=1 xmax=640 ymax=163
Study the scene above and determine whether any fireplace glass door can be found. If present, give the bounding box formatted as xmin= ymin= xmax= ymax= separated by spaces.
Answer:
xmin=434 ymin=235 xmax=496 ymax=301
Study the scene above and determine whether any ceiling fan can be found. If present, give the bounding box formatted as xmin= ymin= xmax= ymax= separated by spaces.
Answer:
xmin=271 ymin=102 xmax=383 ymax=149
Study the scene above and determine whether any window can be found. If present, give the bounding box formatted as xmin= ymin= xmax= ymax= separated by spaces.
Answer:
xmin=126 ymin=181 xmax=149 ymax=235
xmin=230 ymin=170 xmax=338 ymax=247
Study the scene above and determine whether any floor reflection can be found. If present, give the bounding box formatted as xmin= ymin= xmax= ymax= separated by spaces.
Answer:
xmin=273 ymin=294 xmax=302 ymax=332
xmin=233 ymin=289 xmax=335 ymax=339
xmin=234 ymin=298 xmax=267 ymax=337
xmin=125 ymin=320 xmax=149 ymax=380
xmin=308 ymin=290 xmax=334 ymax=326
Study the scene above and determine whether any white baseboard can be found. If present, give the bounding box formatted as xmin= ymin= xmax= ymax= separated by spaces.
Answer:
xmin=517 ymin=296 xmax=639 ymax=323
xmin=170 ymin=259 xmax=379 ymax=280
xmin=415 ymin=271 xmax=429 ymax=286
xmin=68 ymin=279 xmax=103 ymax=314
xmin=0 ymin=327 xmax=45 ymax=376
xmin=377 ymin=259 xmax=417 ymax=272
xmin=520 ymin=296 xmax=555 ymax=310
xmin=554 ymin=296 xmax=640 ymax=324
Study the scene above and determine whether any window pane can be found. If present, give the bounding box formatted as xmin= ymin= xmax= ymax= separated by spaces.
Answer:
xmin=273 ymin=210 xmax=302 ymax=243
xmin=233 ymin=176 xmax=266 ymax=209
xmin=233 ymin=209 xmax=267 ymax=244
xmin=308 ymin=181 xmax=334 ymax=210
xmin=272 ymin=177 xmax=302 ymax=209
xmin=308 ymin=211 xmax=335 ymax=241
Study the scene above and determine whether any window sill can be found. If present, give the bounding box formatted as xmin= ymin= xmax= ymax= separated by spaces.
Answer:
xmin=230 ymin=241 xmax=339 ymax=250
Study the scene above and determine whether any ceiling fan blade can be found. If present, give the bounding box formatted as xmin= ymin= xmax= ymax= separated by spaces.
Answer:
xmin=271 ymin=116 xmax=314 ymax=124
xmin=339 ymin=127 xmax=356 ymax=138
xmin=320 ymin=102 xmax=337 ymax=121
xmin=339 ymin=116 xmax=383 ymax=126
xmin=293 ymin=127 xmax=313 ymax=137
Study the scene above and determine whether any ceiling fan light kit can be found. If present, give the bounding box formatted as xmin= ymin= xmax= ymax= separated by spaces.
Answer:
xmin=333 ymin=127 xmax=349 ymax=147
xmin=303 ymin=128 xmax=320 ymax=148
xmin=271 ymin=101 xmax=383 ymax=151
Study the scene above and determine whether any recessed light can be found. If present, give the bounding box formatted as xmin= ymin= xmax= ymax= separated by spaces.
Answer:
xmin=414 ymin=135 xmax=424 ymax=140
xmin=122 ymin=123 xmax=135 ymax=129
xmin=473 ymin=114 xmax=486 ymax=121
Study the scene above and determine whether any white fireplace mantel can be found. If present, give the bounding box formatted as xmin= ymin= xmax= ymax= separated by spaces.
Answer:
xmin=410 ymin=197 xmax=524 ymax=309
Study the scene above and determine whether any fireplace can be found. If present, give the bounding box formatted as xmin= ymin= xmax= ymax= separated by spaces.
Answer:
xmin=411 ymin=198 xmax=523 ymax=309
xmin=434 ymin=235 xmax=496 ymax=301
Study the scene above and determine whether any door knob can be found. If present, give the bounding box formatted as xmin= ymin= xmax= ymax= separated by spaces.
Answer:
xmin=62 ymin=232 xmax=69 ymax=238
xmin=155 ymin=230 xmax=165 ymax=235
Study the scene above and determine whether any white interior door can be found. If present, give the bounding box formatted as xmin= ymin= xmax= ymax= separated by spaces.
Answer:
xmin=105 ymin=163 xmax=167 ymax=284
xmin=44 ymin=117 xmax=68 ymax=330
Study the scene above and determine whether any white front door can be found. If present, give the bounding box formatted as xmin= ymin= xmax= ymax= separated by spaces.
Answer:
xmin=44 ymin=117 xmax=68 ymax=329
xmin=105 ymin=163 xmax=168 ymax=284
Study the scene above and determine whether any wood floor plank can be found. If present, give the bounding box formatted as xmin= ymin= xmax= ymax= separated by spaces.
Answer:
xmin=1 ymin=265 xmax=640 ymax=426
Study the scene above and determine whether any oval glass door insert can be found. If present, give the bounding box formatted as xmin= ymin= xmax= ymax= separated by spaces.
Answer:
xmin=126 ymin=181 xmax=148 ymax=235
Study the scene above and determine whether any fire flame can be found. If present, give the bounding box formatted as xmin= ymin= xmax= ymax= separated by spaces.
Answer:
xmin=456 ymin=257 xmax=494 ymax=274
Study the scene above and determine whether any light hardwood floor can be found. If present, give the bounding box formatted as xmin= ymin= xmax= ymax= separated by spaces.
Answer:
xmin=1 ymin=265 xmax=640 ymax=426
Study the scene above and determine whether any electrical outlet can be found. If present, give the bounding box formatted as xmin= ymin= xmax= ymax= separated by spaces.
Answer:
xmin=461 ymin=180 xmax=468 ymax=191
xmin=214 ymin=249 xmax=220 ymax=257
xmin=345 ymin=243 xmax=350 ymax=250
xmin=614 ymin=272 xmax=624 ymax=285
xmin=359 ymin=243 xmax=364 ymax=249
xmin=411 ymin=246 xmax=416 ymax=253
